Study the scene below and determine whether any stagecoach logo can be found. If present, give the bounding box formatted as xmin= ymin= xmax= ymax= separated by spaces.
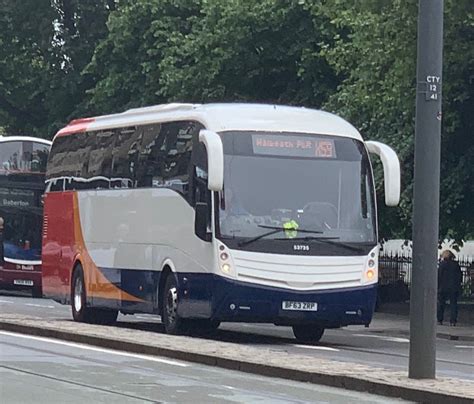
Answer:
xmin=293 ymin=244 xmax=310 ymax=251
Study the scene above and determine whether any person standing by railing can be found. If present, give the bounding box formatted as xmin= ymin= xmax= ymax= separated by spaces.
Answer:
xmin=437 ymin=250 xmax=463 ymax=326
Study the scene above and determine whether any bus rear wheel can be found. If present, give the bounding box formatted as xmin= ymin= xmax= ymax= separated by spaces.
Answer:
xmin=162 ymin=275 xmax=189 ymax=335
xmin=292 ymin=325 xmax=325 ymax=343
xmin=71 ymin=265 xmax=117 ymax=325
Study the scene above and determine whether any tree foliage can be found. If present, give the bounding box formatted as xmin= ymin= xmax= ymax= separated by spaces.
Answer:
xmin=0 ymin=0 xmax=114 ymax=137
xmin=156 ymin=0 xmax=338 ymax=106
xmin=0 ymin=0 xmax=472 ymax=240
xmin=311 ymin=0 xmax=474 ymax=240
xmin=0 ymin=0 xmax=56 ymax=136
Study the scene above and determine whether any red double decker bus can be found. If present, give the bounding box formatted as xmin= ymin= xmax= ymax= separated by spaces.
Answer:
xmin=0 ymin=136 xmax=51 ymax=297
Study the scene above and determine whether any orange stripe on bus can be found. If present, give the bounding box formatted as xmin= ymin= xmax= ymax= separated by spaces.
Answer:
xmin=72 ymin=193 xmax=143 ymax=302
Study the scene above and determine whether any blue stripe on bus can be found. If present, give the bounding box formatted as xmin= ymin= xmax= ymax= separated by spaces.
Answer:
xmin=176 ymin=273 xmax=377 ymax=326
xmin=96 ymin=266 xmax=377 ymax=326
xmin=98 ymin=266 xmax=157 ymax=300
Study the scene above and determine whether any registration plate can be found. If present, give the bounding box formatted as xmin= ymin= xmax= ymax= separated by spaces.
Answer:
xmin=282 ymin=301 xmax=318 ymax=311
xmin=13 ymin=279 xmax=34 ymax=286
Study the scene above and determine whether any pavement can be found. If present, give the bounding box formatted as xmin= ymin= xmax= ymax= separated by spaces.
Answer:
xmin=374 ymin=301 xmax=474 ymax=342
xmin=0 ymin=312 xmax=472 ymax=403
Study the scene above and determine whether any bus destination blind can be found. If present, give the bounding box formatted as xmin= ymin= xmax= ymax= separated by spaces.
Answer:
xmin=252 ymin=135 xmax=336 ymax=159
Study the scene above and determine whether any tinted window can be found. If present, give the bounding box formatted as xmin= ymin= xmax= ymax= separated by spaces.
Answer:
xmin=0 ymin=140 xmax=49 ymax=175
xmin=47 ymin=133 xmax=88 ymax=180
xmin=47 ymin=121 xmax=204 ymax=197
xmin=110 ymin=127 xmax=142 ymax=189
xmin=1 ymin=190 xmax=43 ymax=260
xmin=134 ymin=121 xmax=203 ymax=198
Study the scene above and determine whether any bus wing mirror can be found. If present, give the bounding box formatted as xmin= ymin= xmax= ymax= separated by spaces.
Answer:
xmin=365 ymin=141 xmax=400 ymax=206
xmin=199 ymin=130 xmax=224 ymax=191
xmin=195 ymin=202 xmax=211 ymax=241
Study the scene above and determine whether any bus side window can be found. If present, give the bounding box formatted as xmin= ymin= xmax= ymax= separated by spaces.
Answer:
xmin=161 ymin=122 xmax=194 ymax=196
xmin=194 ymin=166 xmax=212 ymax=228
xmin=139 ymin=121 xmax=203 ymax=199
xmin=135 ymin=124 xmax=165 ymax=188
xmin=86 ymin=130 xmax=115 ymax=189
xmin=111 ymin=127 xmax=138 ymax=189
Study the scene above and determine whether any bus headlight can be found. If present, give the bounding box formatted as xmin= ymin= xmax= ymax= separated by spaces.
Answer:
xmin=217 ymin=241 xmax=235 ymax=277
xmin=221 ymin=263 xmax=232 ymax=273
xmin=362 ymin=246 xmax=379 ymax=284
xmin=365 ymin=268 xmax=376 ymax=280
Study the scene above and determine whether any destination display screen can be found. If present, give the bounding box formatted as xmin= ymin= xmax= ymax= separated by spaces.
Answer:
xmin=252 ymin=135 xmax=336 ymax=158
xmin=0 ymin=187 xmax=35 ymax=208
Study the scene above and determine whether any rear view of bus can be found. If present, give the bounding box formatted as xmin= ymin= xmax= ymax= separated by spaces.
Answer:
xmin=0 ymin=136 xmax=51 ymax=297
xmin=42 ymin=104 xmax=399 ymax=342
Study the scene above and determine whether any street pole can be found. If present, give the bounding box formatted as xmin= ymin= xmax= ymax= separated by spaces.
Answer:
xmin=409 ymin=0 xmax=444 ymax=379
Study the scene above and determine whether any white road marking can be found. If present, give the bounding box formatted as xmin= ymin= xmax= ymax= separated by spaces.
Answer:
xmin=224 ymin=385 xmax=236 ymax=390
xmin=293 ymin=344 xmax=340 ymax=352
xmin=0 ymin=300 xmax=14 ymax=304
xmin=352 ymin=334 xmax=409 ymax=343
xmin=0 ymin=331 xmax=188 ymax=367
xmin=25 ymin=304 xmax=55 ymax=308
xmin=455 ymin=345 xmax=474 ymax=349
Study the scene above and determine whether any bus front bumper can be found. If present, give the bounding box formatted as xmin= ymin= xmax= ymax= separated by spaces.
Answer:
xmin=177 ymin=273 xmax=377 ymax=328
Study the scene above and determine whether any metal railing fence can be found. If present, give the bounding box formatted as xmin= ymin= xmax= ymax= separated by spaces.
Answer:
xmin=379 ymin=252 xmax=473 ymax=300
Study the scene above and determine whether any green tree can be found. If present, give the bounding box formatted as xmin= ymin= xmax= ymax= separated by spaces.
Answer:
xmin=0 ymin=0 xmax=115 ymax=138
xmin=314 ymin=0 xmax=474 ymax=241
xmin=0 ymin=0 xmax=56 ymax=137
xmin=86 ymin=0 xmax=338 ymax=112
xmin=158 ymin=0 xmax=337 ymax=107
xmin=50 ymin=0 xmax=117 ymax=122
xmin=85 ymin=0 xmax=202 ymax=114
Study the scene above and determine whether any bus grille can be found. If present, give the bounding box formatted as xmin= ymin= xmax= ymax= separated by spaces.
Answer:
xmin=232 ymin=250 xmax=364 ymax=291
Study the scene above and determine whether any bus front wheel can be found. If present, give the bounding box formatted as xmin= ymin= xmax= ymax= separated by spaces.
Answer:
xmin=292 ymin=325 xmax=325 ymax=343
xmin=162 ymin=275 xmax=189 ymax=335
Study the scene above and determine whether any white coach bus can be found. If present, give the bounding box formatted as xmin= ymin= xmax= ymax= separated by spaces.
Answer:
xmin=42 ymin=103 xmax=400 ymax=342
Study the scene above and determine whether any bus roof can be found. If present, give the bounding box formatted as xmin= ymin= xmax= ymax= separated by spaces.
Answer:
xmin=0 ymin=136 xmax=52 ymax=146
xmin=56 ymin=103 xmax=363 ymax=141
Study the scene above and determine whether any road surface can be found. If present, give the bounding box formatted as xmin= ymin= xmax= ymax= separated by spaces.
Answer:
xmin=1 ymin=293 xmax=472 ymax=382
xmin=0 ymin=330 xmax=409 ymax=403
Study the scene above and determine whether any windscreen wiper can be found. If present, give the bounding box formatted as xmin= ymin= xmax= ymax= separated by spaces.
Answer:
xmin=256 ymin=225 xmax=324 ymax=235
xmin=238 ymin=228 xmax=285 ymax=247
xmin=237 ymin=225 xmax=323 ymax=248
xmin=274 ymin=236 xmax=368 ymax=252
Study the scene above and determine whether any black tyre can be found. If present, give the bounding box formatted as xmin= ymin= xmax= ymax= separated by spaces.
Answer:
xmin=71 ymin=265 xmax=92 ymax=323
xmin=292 ymin=325 xmax=325 ymax=343
xmin=162 ymin=275 xmax=188 ymax=334
xmin=71 ymin=265 xmax=118 ymax=325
